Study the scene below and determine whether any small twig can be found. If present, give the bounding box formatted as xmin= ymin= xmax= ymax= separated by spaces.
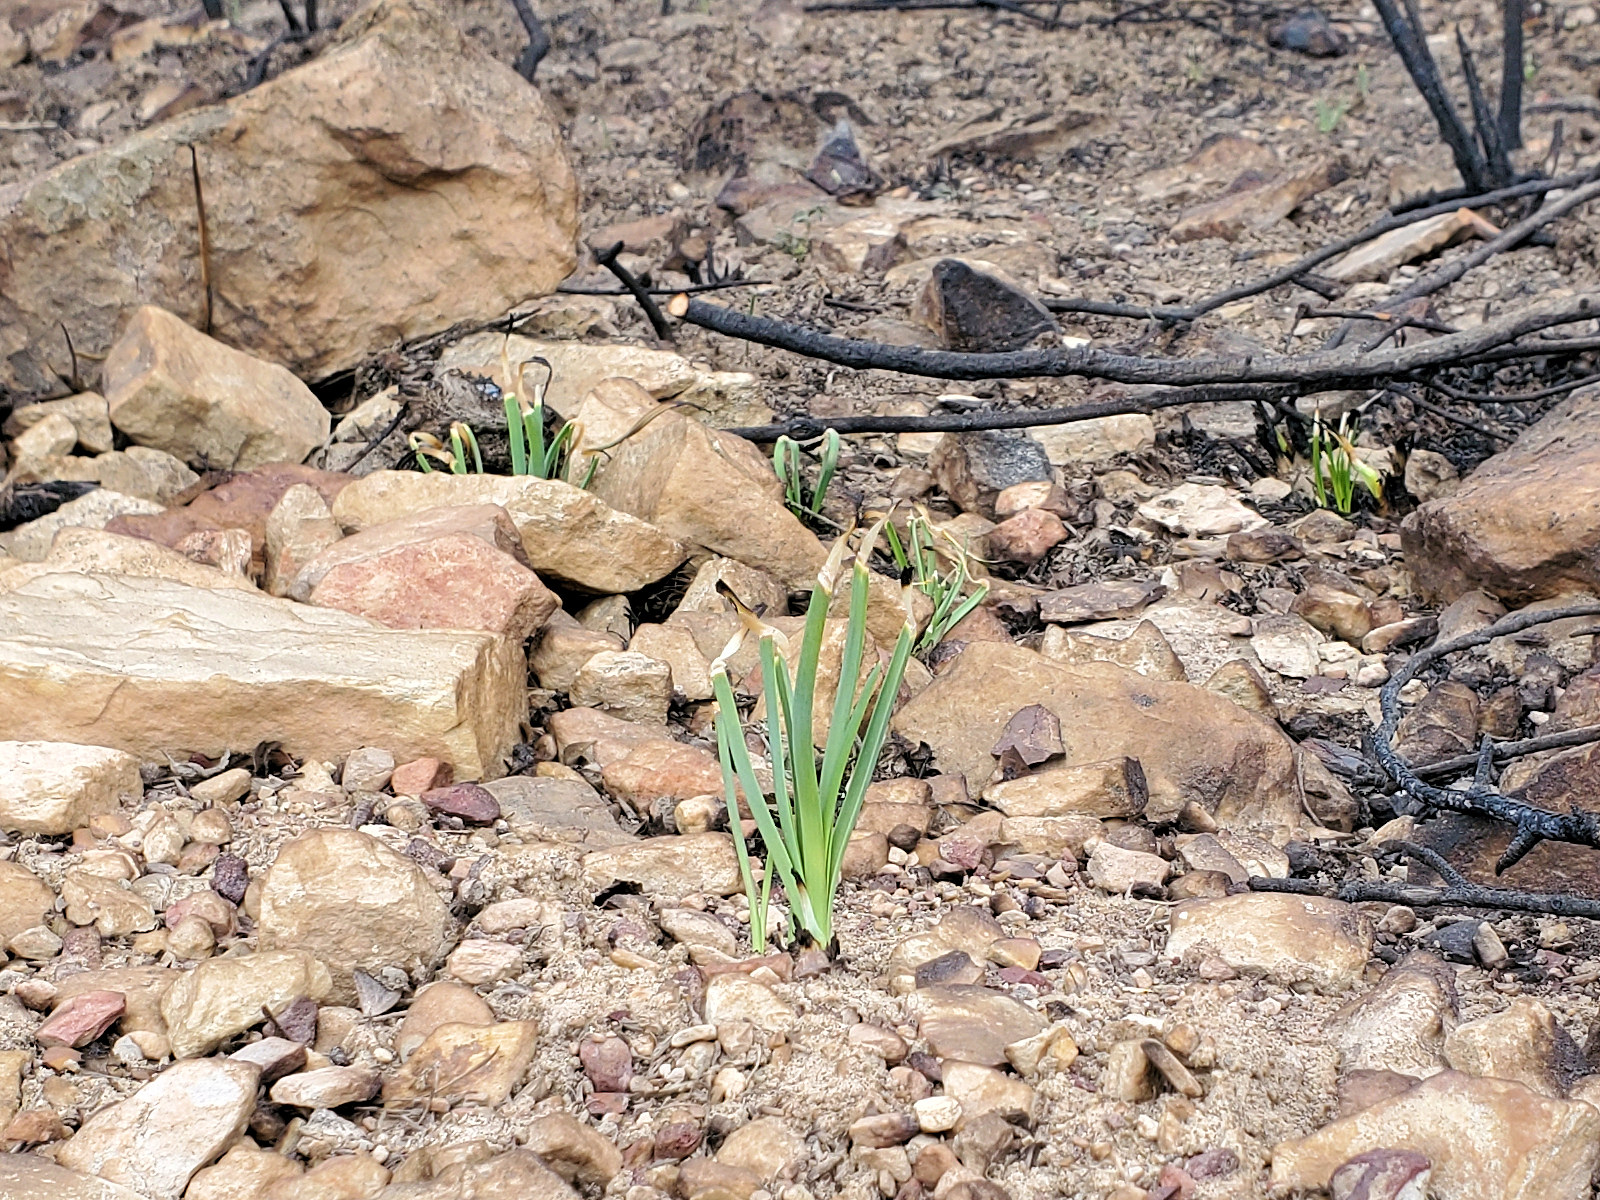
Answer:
xmin=599 ymin=242 xmax=673 ymax=343
xmin=1372 ymin=602 xmax=1600 ymax=873
xmin=345 ymin=403 xmax=412 ymax=472
xmin=58 ymin=323 xmax=79 ymax=392
xmin=1412 ymin=724 xmax=1600 ymax=780
xmin=276 ymin=0 xmax=303 ymax=33
xmin=1388 ymin=383 xmax=1514 ymax=441
xmin=1455 ymin=25 xmax=1514 ymax=187
xmin=1425 ymin=369 xmax=1600 ymax=404
xmin=1300 ymin=308 xmax=1458 ymax=335
xmin=1499 ymin=0 xmax=1525 ymax=151
xmin=188 ymin=145 xmax=213 ymax=337
xmin=557 ymin=278 xmax=765 ymax=297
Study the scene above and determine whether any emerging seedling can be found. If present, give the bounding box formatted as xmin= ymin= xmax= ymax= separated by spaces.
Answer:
xmin=1310 ymin=412 xmax=1384 ymax=514
xmin=710 ymin=518 xmax=916 ymax=956
xmin=773 ymin=428 xmax=841 ymax=520
xmin=885 ymin=510 xmax=990 ymax=654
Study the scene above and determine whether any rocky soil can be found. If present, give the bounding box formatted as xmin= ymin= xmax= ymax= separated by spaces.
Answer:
xmin=4 ymin=0 xmax=1600 ymax=1198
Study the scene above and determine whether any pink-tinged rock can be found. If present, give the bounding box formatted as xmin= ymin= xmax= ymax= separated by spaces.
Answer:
xmin=986 ymin=509 xmax=1069 ymax=566
xmin=1270 ymin=1070 xmax=1600 ymax=1200
xmin=1330 ymin=1149 xmax=1431 ymax=1200
xmin=580 ymin=1035 xmax=634 ymax=1093
xmin=600 ymin=739 xmax=724 ymax=807
xmin=164 ymin=890 xmax=238 ymax=938
xmin=36 ymin=990 xmax=126 ymax=1048
xmin=391 ymin=757 xmax=451 ymax=796
xmin=421 ymin=783 xmax=501 ymax=824
xmin=307 ymin=533 xmax=558 ymax=641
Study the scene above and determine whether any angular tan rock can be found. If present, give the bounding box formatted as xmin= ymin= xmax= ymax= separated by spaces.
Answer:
xmin=629 ymin=624 xmax=714 ymax=701
xmin=1039 ymin=620 xmax=1186 ymax=682
xmin=330 ymin=471 xmax=684 ymax=593
xmin=270 ymin=1065 xmax=382 ymax=1108
xmin=11 ymin=446 xmax=200 ymax=506
xmin=309 ymin=533 xmax=558 ymax=641
xmin=1270 ymin=1070 xmax=1600 ymax=1200
xmin=398 ymin=981 xmax=496 ymax=1061
xmin=0 ymin=528 xmax=261 ymax=596
xmin=4 ymin=393 xmax=115 ymax=454
xmin=264 ymin=484 xmax=342 ymax=597
xmin=572 ymin=379 xmax=825 ymax=589
xmin=1402 ymin=385 xmax=1600 ymax=604
xmin=912 ymin=985 xmax=1046 ymax=1067
xmin=531 ymin=619 xmax=625 ymax=693
xmin=1326 ymin=207 xmax=1497 ymax=283
xmin=569 ymin=650 xmax=673 ymax=723
xmin=982 ymin=758 xmax=1147 ymax=819
xmin=676 ymin=556 xmax=789 ymax=619
xmin=0 ymin=1156 xmax=149 ymax=1200
xmin=1171 ymin=157 xmax=1346 ymax=242
xmin=1443 ymin=997 xmax=1584 ymax=1098
xmin=0 ymin=862 xmax=55 ymax=945
xmin=57 ymin=1057 xmax=260 ymax=1198
xmin=582 ymin=833 xmax=741 ymax=897
xmin=941 ymin=1061 xmax=1035 ymax=1124
xmin=0 ymin=740 xmax=139 ymax=836
xmin=1166 ymin=892 xmax=1374 ymax=992
xmin=1087 ymin=842 xmax=1170 ymax=892
xmin=1028 ymin=414 xmax=1155 ymax=464
xmin=185 ymin=1144 xmax=304 ymax=1200
xmin=892 ymin=641 xmax=1327 ymax=824
xmin=102 ymin=307 xmax=330 ymax=471
xmin=383 ymin=1020 xmax=540 ymax=1107
xmin=272 ymin=1152 xmax=389 ymax=1198
xmin=702 ymin=973 xmax=797 ymax=1034
xmin=0 ymin=574 xmax=523 ymax=779
xmin=160 ymin=949 xmax=334 ymax=1058
xmin=258 ymin=828 xmax=453 ymax=1004
xmin=0 ymin=0 xmax=577 ymax=395
xmin=374 ymin=1149 xmax=578 ymax=1200
xmin=521 ymin=1113 xmax=623 ymax=1187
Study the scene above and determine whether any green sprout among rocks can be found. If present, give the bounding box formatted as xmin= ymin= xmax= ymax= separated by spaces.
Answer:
xmin=773 ymin=428 xmax=840 ymax=520
xmin=1310 ymin=411 xmax=1383 ymax=514
xmin=885 ymin=509 xmax=989 ymax=655
xmin=710 ymin=518 xmax=916 ymax=956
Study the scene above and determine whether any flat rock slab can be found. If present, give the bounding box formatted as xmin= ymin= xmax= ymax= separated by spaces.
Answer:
xmin=0 ymin=1156 xmax=148 ymax=1200
xmin=0 ymin=573 xmax=523 ymax=779
xmin=0 ymin=0 xmax=577 ymax=393
xmin=1165 ymin=892 xmax=1374 ymax=992
xmin=1403 ymin=384 xmax=1600 ymax=604
xmin=56 ymin=1057 xmax=259 ymax=1198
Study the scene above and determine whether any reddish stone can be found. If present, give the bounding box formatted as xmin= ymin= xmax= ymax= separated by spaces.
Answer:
xmin=653 ymin=1121 xmax=703 ymax=1160
xmin=580 ymin=1036 xmax=634 ymax=1093
xmin=3 ymin=1108 xmax=68 ymax=1144
xmin=212 ymin=852 xmax=250 ymax=904
xmin=106 ymin=463 xmax=351 ymax=579
xmin=39 ymin=1045 xmax=81 ymax=1071
xmin=421 ymin=783 xmax=500 ymax=824
xmin=166 ymin=889 xmax=238 ymax=937
xmin=996 ymin=966 xmax=1051 ymax=990
xmin=36 ymin=989 xmax=125 ymax=1048
xmin=985 ymin=509 xmax=1069 ymax=566
xmin=307 ymin=534 xmax=559 ymax=640
xmin=586 ymin=1092 xmax=628 ymax=1116
xmin=391 ymin=757 xmax=451 ymax=797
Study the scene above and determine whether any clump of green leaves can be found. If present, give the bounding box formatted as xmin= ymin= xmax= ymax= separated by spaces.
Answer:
xmin=408 ymin=347 xmax=594 ymax=485
xmin=711 ymin=520 xmax=916 ymax=956
xmin=774 ymin=429 xmax=841 ymax=520
xmin=1310 ymin=412 xmax=1383 ymax=514
xmin=884 ymin=511 xmax=989 ymax=654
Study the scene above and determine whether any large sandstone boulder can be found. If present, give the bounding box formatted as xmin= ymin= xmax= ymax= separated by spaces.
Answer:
xmin=1402 ymin=385 xmax=1600 ymax=604
xmin=257 ymin=828 xmax=454 ymax=1003
xmin=0 ymin=573 xmax=523 ymax=778
xmin=891 ymin=641 xmax=1339 ymax=828
xmin=0 ymin=0 xmax=578 ymax=394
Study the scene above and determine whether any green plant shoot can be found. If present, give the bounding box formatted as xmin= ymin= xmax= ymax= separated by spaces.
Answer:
xmin=1310 ymin=412 xmax=1383 ymax=514
xmin=773 ymin=429 xmax=841 ymax=519
xmin=710 ymin=519 xmax=917 ymax=955
xmin=884 ymin=511 xmax=989 ymax=654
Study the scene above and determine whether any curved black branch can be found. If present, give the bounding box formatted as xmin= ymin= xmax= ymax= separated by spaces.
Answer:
xmin=668 ymin=291 xmax=1598 ymax=387
xmin=1373 ymin=0 xmax=1490 ymax=190
xmin=508 ymin=0 xmax=551 ymax=80
xmin=1372 ymin=601 xmax=1600 ymax=873
xmin=599 ymin=242 xmax=673 ymax=342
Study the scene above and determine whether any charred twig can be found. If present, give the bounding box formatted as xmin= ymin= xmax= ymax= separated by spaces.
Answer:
xmin=1387 ymin=383 xmax=1514 ymax=442
xmin=1372 ymin=0 xmax=1491 ymax=190
xmin=1249 ymin=841 xmax=1600 ymax=917
xmin=1455 ymin=26 xmax=1514 ymax=188
xmin=1050 ymin=171 xmax=1593 ymax=327
xmin=1325 ymin=174 xmax=1600 ymax=349
xmin=508 ymin=0 xmax=551 ymax=80
xmin=557 ymin=278 xmax=766 ymax=297
xmin=1499 ymin=0 xmax=1525 ymax=151
xmin=599 ymin=242 xmax=673 ymax=342
xmin=1372 ymin=602 xmax=1600 ymax=873
xmin=57 ymin=323 xmax=79 ymax=392
xmin=723 ymin=384 xmax=1295 ymax=442
xmin=1426 ymin=369 xmax=1600 ymax=404
xmin=656 ymin=289 xmax=1599 ymax=388
xmin=1413 ymin=724 xmax=1600 ymax=780
xmin=1298 ymin=308 xmax=1458 ymax=336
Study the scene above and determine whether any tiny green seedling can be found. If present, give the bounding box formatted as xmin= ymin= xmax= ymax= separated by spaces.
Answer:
xmin=1310 ymin=412 xmax=1383 ymax=514
xmin=711 ymin=519 xmax=917 ymax=956
xmin=774 ymin=429 xmax=841 ymax=520
xmin=409 ymin=422 xmax=482 ymax=475
xmin=884 ymin=510 xmax=990 ymax=654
